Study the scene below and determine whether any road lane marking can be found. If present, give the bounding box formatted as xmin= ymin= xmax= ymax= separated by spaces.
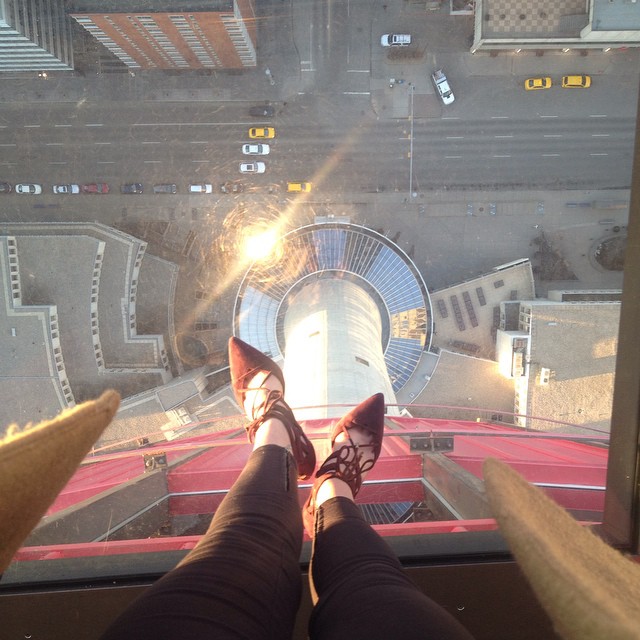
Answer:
xmin=445 ymin=155 xmax=462 ymax=158
xmin=192 ymin=160 xmax=210 ymax=163
xmin=97 ymin=161 xmax=115 ymax=164
xmin=144 ymin=160 xmax=161 ymax=163
xmin=46 ymin=143 xmax=63 ymax=146
xmin=592 ymin=134 xmax=609 ymax=137
xmin=491 ymin=116 xmax=509 ymax=119
xmin=446 ymin=136 xmax=464 ymax=139
xmin=133 ymin=122 xmax=265 ymax=127
xmin=343 ymin=92 xmax=370 ymax=95
xmin=493 ymin=155 xmax=511 ymax=158
xmin=542 ymin=153 xmax=560 ymax=157
xmin=49 ymin=161 xmax=67 ymax=165
xmin=0 ymin=143 xmax=16 ymax=147
xmin=494 ymin=135 xmax=513 ymax=138
xmin=347 ymin=69 xmax=369 ymax=73
xmin=540 ymin=115 xmax=558 ymax=118
xmin=543 ymin=134 xmax=562 ymax=137
xmin=589 ymin=114 xmax=607 ymax=118
xmin=190 ymin=141 xmax=208 ymax=144
xmin=55 ymin=124 xmax=73 ymax=127
xmin=86 ymin=123 xmax=103 ymax=127
xmin=590 ymin=153 xmax=608 ymax=156
xmin=142 ymin=141 xmax=161 ymax=144
xmin=95 ymin=141 xmax=111 ymax=145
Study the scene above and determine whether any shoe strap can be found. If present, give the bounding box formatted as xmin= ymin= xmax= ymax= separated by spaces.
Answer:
xmin=245 ymin=396 xmax=316 ymax=480
xmin=315 ymin=437 xmax=376 ymax=498
xmin=237 ymin=370 xmax=281 ymax=420
xmin=243 ymin=389 xmax=284 ymax=442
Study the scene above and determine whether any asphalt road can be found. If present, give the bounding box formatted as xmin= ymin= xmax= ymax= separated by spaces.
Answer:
xmin=0 ymin=91 xmax=635 ymax=202
xmin=0 ymin=0 xmax=638 ymax=214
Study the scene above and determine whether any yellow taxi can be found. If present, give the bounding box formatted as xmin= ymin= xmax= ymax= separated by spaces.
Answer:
xmin=287 ymin=182 xmax=312 ymax=193
xmin=562 ymin=75 xmax=591 ymax=88
xmin=524 ymin=77 xmax=551 ymax=90
xmin=249 ymin=127 xmax=275 ymax=139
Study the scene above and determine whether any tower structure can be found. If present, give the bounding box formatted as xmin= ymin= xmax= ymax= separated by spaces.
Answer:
xmin=234 ymin=222 xmax=433 ymax=418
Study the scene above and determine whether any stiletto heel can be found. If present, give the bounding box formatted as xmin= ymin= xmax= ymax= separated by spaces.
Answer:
xmin=228 ymin=337 xmax=316 ymax=480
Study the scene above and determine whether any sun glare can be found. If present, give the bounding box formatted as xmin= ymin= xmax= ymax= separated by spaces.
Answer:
xmin=243 ymin=226 xmax=279 ymax=261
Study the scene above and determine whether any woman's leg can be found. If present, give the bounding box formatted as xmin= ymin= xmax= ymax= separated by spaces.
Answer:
xmin=305 ymin=394 xmax=474 ymax=640
xmin=101 ymin=352 xmax=309 ymax=640
xmin=101 ymin=443 xmax=303 ymax=640
xmin=308 ymin=497 xmax=475 ymax=640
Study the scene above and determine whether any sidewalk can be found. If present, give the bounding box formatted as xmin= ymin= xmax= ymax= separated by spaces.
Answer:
xmin=1 ymin=3 xmax=636 ymax=108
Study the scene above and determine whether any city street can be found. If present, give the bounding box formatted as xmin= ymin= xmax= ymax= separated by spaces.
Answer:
xmin=0 ymin=0 xmax=636 ymax=336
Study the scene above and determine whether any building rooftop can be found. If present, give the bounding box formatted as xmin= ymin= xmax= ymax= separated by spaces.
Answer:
xmin=69 ymin=1 xmax=234 ymax=13
xmin=430 ymin=260 xmax=535 ymax=360
xmin=0 ymin=223 xmax=175 ymax=428
xmin=524 ymin=300 xmax=620 ymax=432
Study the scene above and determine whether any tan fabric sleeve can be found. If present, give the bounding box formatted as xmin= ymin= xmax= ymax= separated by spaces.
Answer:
xmin=484 ymin=457 xmax=640 ymax=640
xmin=0 ymin=390 xmax=120 ymax=573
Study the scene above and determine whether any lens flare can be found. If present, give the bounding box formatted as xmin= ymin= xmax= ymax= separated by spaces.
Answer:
xmin=243 ymin=226 xmax=279 ymax=261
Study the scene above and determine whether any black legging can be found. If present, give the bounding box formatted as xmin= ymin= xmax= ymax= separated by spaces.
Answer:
xmin=101 ymin=445 xmax=473 ymax=640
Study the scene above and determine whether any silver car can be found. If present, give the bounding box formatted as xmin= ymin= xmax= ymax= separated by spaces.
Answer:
xmin=239 ymin=162 xmax=266 ymax=174
xmin=242 ymin=144 xmax=270 ymax=156
xmin=53 ymin=184 xmax=81 ymax=194
xmin=16 ymin=183 xmax=42 ymax=195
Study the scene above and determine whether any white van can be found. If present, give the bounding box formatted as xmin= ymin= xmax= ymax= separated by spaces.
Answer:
xmin=432 ymin=69 xmax=454 ymax=105
xmin=380 ymin=34 xmax=411 ymax=47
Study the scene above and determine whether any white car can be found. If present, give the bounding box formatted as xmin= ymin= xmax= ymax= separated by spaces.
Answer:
xmin=52 ymin=184 xmax=80 ymax=194
xmin=189 ymin=184 xmax=213 ymax=194
xmin=380 ymin=34 xmax=411 ymax=47
xmin=239 ymin=162 xmax=266 ymax=174
xmin=15 ymin=183 xmax=42 ymax=195
xmin=242 ymin=143 xmax=270 ymax=156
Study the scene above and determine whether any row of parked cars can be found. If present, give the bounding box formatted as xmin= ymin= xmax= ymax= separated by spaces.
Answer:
xmin=0 ymin=182 xmax=111 ymax=195
xmin=0 ymin=181 xmax=245 ymax=195
xmin=524 ymin=75 xmax=591 ymax=90
xmin=0 ymin=180 xmax=313 ymax=195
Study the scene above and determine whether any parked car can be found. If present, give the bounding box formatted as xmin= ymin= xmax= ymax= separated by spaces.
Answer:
xmin=249 ymin=105 xmax=275 ymax=117
xmin=121 ymin=183 xmax=143 ymax=194
xmin=380 ymin=34 xmax=411 ymax=47
xmin=220 ymin=181 xmax=244 ymax=194
xmin=525 ymin=77 xmax=552 ymax=90
xmin=82 ymin=183 xmax=110 ymax=194
xmin=189 ymin=184 xmax=213 ymax=194
xmin=562 ymin=75 xmax=591 ymax=88
xmin=432 ymin=69 xmax=454 ymax=105
xmin=287 ymin=182 xmax=312 ymax=193
xmin=15 ymin=184 xmax=42 ymax=195
xmin=153 ymin=184 xmax=177 ymax=194
xmin=240 ymin=162 xmax=266 ymax=174
xmin=249 ymin=127 xmax=275 ymax=139
xmin=242 ymin=143 xmax=270 ymax=156
xmin=0 ymin=182 xmax=12 ymax=193
xmin=52 ymin=184 xmax=80 ymax=194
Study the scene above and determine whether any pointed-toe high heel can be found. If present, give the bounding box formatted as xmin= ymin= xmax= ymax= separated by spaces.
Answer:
xmin=303 ymin=393 xmax=385 ymax=536
xmin=228 ymin=337 xmax=316 ymax=480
